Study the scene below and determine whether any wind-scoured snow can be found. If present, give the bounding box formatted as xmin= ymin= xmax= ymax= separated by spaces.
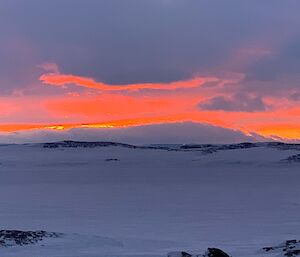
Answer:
xmin=0 ymin=141 xmax=299 ymax=257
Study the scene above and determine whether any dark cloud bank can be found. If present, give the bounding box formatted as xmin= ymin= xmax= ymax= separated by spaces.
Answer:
xmin=1 ymin=0 xmax=300 ymax=94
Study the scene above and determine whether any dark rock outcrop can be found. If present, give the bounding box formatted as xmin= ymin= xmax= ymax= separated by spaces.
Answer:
xmin=41 ymin=141 xmax=300 ymax=156
xmin=168 ymin=248 xmax=230 ymax=257
xmin=168 ymin=251 xmax=192 ymax=257
xmin=204 ymin=248 xmax=230 ymax=257
xmin=262 ymin=240 xmax=300 ymax=257
xmin=43 ymin=141 xmax=137 ymax=149
xmin=105 ymin=158 xmax=120 ymax=162
xmin=0 ymin=230 xmax=62 ymax=247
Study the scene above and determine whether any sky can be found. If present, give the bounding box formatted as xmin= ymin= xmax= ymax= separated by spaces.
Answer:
xmin=0 ymin=0 xmax=300 ymax=143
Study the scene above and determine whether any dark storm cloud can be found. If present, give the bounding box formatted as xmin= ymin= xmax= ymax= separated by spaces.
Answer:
xmin=1 ymin=0 xmax=300 ymax=94
xmin=199 ymin=93 xmax=268 ymax=112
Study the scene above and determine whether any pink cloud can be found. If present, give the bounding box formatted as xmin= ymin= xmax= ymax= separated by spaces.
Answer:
xmin=39 ymin=72 xmax=218 ymax=92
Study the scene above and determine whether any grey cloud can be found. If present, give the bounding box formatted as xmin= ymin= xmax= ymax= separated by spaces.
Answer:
xmin=199 ymin=93 xmax=268 ymax=112
xmin=246 ymin=35 xmax=300 ymax=85
xmin=1 ymin=0 xmax=300 ymax=93
xmin=0 ymin=122 xmax=267 ymax=145
xmin=289 ymin=92 xmax=300 ymax=101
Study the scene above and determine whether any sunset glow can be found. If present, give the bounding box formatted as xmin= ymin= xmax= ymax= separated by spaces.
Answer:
xmin=0 ymin=1 xmax=299 ymax=143
xmin=1 ymin=69 xmax=299 ymax=141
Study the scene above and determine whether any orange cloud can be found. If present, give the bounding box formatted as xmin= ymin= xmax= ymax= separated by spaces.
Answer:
xmin=44 ymin=93 xmax=201 ymax=119
xmin=0 ymin=69 xmax=299 ymax=142
xmin=40 ymin=73 xmax=218 ymax=91
xmin=1 ymin=92 xmax=299 ymax=141
xmin=1 ymin=111 xmax=299 ymax=141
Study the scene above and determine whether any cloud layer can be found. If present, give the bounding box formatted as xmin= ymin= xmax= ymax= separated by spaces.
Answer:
xmin=0 ymin=0 xmax=299 ymax=141
xmin=40 ymin=72 xmax=216 ymax=91
xmin=199 ymin=93 xmax=268 ymax=112
xmin=0 ymin=122 xmax=267 ymax=145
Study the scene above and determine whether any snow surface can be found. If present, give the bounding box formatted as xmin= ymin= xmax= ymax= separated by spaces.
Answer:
xmin=0 ymin=142 xmax=299 ymax=257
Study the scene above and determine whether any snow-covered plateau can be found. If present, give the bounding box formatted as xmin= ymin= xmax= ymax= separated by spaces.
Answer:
xmin=0 ymin=141 xmax=299 ymax=257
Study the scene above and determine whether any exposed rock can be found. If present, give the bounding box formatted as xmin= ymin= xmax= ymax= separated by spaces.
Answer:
xmin=105 ymin=158 xmax=120 ymax=162
xmin=0 ymin=230 xmax=62 ymax=247
xmin=41 ymin=141 xmax=300 ymax=155
xmin=282 ymin=154 xmax=300 ymax=163
xmin=285 ymin=250 xmax=300 ymax=257
xmin=168 ymin=248 xmax=230 ymax=257
xmin=181 ymin=142 xmax=300 ymax=154
xmin=204 ymin=248 xmax=230 ymax=257
xmin=168 ymin=251 xmax=193 ymax=257
xmin=262 ymin=240 xmax=300 ymax=257
xmin=43 ymin=141 xmax=137 ymax=149
xmin=168 ymin=251 xmax=192 ymax=257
